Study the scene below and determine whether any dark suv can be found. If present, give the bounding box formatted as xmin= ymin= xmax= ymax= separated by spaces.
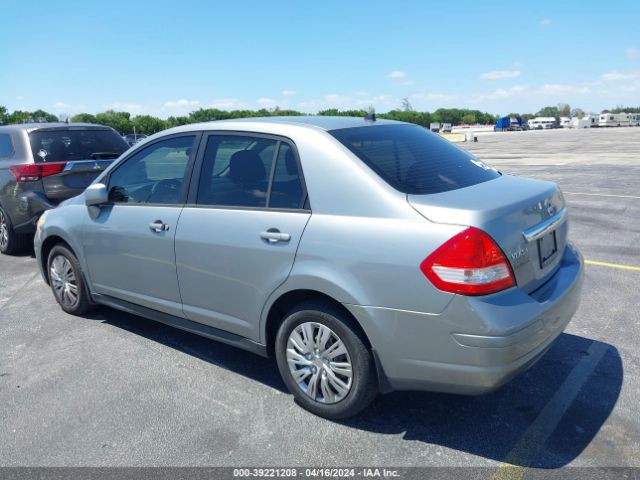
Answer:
xmin=0 ymin=123 xmax=129 ymax=254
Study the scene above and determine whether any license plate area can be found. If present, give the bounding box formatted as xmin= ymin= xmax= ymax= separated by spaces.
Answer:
xmin=537 ymin=230 xmax=558 ymax=269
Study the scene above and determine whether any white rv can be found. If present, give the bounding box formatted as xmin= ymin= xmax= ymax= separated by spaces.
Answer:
xmin=570 ymin=115 xmax=598 ymax=129
xmin=560 ymin=117 xmax=571 ymax=128
xmin=598 ymin=113 xmax=639 ymax=127
xmin=528 ymin=117 xmax=557 ymax=129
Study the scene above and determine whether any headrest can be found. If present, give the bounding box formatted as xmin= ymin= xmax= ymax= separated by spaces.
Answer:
xmin=230 ymin=150 xmax=266 ymax=184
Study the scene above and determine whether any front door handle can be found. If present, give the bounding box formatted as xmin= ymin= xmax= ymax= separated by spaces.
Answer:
xmin=149 ymin=220 xmax=170 ymax=233
xmin=260 ymin=228 xmax=291 ymax=243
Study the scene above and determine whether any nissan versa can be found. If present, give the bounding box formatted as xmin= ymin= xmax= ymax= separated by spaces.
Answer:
xmin=34 ymin=117 xmax=583 ymax=419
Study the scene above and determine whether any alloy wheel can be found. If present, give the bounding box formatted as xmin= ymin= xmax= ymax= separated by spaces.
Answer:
xmin=286 ymin=322 xmax=353 ymax=404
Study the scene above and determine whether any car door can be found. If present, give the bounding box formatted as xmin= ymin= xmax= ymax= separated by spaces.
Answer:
xmin=82 ymin=133 xmax=201 ymax=317
xmin=175 ymin=133 xmax=310 ymax=341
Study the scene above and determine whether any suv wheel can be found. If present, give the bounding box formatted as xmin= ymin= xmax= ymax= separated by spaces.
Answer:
xmin=0 ymin=206 xmax=31 ymax=255
xmin=275 ymin=301 xmax=377 ymax=419
xmin=47 ymin=245 xmax=94 ymax=315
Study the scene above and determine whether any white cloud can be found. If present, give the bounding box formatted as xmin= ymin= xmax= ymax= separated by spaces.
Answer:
xmin=281 ymin=90 xmax=297 ymax=96
xmin=209 ymin=98 xmax=244 ymax=109
xmin=163 ymin=99 xmax=200 ymax=108
xmin=625 ymin=47 xmax=638 ymax=59
xmin=107 ymin=101 xmax=143 ymax=111
xmin=387 ymin=70 xmax=406 ymax=79
xmin=481 ymin=70 xmax=521 ymax=80
xmin=537 ymin=84 xmax=590 ymax=95
xmin=538 ymin=18 xmax=551 ymax=27
xmin=52 ymin=101 xmax=86 ymax=112
xmin=257 ymin=97 xmax=278 ymax=108
xmin=471 ymin=85 xmax=529 ymax=103
xmin=410 ymin=92 xmax=457 ymax=102
xmin=601 ymin=71 xmax=640 ymax=81
xmin=324 ymin=93 xmax=349 ymax=103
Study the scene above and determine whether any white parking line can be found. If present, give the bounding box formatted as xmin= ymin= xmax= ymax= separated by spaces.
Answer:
xmin=564 ymin=192 xmax=640 ymax=199
xmin=492 ymin=341 xmax=609 ymax=480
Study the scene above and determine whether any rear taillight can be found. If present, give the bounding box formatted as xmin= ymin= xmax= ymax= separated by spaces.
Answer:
xmin=9 ymin=162 xmax=67 ymax=182
xmin=420 ymin=227 xmax=515 ymax=296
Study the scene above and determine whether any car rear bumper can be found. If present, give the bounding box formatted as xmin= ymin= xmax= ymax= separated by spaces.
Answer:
xmin=346 ymin=243 xmax=584 ymax=394
xmin=12 ymin=191 xmax=57 ymax=234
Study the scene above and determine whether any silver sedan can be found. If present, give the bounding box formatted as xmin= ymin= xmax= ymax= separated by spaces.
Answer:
xmin=35 ymin=116 xmax=583 ymax=419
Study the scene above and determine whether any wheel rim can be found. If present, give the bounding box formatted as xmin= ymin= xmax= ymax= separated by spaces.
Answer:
xmin=50 ymin=255 xmax=79 ymax=308
xmin=286 ymin=322 xmax=353 ymax=404
xmin=0 ymin=210 xmax=8 ymax=250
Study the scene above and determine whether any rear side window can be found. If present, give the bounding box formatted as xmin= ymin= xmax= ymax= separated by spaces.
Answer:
xmin=330 ymin=124 xmax=499 ymax=195
xmin=0 ymin=133 xmax=12 ymax=157
xmin=197 ymin=135 xmax=276 ymax=208
xmin=29 ymin=129 xmax=129 ymax=163
xmin=269 ymin=143 xmax=305 ymax=209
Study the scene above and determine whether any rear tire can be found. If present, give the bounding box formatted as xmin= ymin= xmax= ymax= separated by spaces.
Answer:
xmin=47 ymin=245 xmax=94 ymax=315
xmin=275 ymin=300 xmax=378 ymax=419
xmin=0 ymin=206 xmax=31 ymax=255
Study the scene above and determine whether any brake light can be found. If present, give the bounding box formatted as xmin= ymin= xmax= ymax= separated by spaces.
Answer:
xmin=420 ymin=227 xmax=515 ymax=295
xmin=9 ymin=162 xmax=67 ymax=182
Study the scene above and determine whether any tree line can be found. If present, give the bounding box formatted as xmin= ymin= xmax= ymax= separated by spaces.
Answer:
xmin=1 ymin=103 xmax=638 ymax=136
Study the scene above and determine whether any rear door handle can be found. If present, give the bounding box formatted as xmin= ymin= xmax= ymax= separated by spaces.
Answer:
xmin=260 ymin=229 xmax=291 ymax=243
xmin=149 ymin=220 xmax=170 ymax=232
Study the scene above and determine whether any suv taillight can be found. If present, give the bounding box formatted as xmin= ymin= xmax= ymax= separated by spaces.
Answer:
xmin=420 ymin=227 xmax=515 ymax=296
xmin=9 ymin=162 xmax=67 ymax=182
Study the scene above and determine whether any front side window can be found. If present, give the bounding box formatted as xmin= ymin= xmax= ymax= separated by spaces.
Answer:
xmin=0 ymin=133 xmax=12 ymax=157
xmin=108 ymin=135 xmax=196 ymax=205
xmin=330 ymin=124 xmax=499 ymax=195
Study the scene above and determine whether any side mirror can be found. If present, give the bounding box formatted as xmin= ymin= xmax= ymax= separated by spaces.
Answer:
xmin=85 ymin=183 xmax=108 ymax=207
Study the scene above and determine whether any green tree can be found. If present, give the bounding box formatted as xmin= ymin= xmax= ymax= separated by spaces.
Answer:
xmin=71 ymin=113 xmax=97 ymax=123
xmin=460 ymin=113 xmax=477 ymax=124
xmin=165 ymin=116 xmax=192 ymax=128
xmin=536 ymin=106 xmax=560 ymax=117
xmin=611 ymin=106 xmax=640 ymax=113
xmin=131 ymin=115 xmax=166 ymax=135
xmin=558 ymin=103 xmax=571 ymax=117
xmin=570 ymin=108 xmax=585 ymax=118
xmin=94 ymin=110 xmax=132 ymax=134
xmin=30 ymin=109 xmax=58 ymax=122
xmin=6 ymin=110 xmax=32 ymax=124
xmin=0 ymin=106 xmax=7 ymax=124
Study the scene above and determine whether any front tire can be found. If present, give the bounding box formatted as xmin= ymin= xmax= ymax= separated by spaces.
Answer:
xmin=0 ymin=206 xmax=31 ymax=255
xmin=275 ymin=301 xmax=377 ymax=419
xmin=47 ymin=245 xmax=94 ymax=315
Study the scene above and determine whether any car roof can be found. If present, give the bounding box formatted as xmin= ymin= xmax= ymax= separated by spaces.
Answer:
xmin=0 ymin=122 xmax=111 ymax=133
xmin=183 ymin=116 xmax=405 ymax=132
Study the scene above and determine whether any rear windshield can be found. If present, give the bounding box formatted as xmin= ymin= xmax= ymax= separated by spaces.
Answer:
xmin=330 ymin=124 xmax=500 ymax=195
xmin=29 ymin=128 xmax=129 ymax=163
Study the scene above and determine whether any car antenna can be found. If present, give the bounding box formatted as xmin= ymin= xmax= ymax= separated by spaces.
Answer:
xmin=364 ymin=112 xmax=376 ymax=122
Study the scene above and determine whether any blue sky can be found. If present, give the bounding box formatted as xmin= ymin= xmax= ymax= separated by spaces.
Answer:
xmin=1 ymin=0 xmax=638 ymax=117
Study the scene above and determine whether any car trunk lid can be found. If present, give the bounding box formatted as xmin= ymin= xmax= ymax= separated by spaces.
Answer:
xmin=40 ymin=159 xmax=116 ymax=199
xmin=408 ymin=174 xmax=567 ymax=293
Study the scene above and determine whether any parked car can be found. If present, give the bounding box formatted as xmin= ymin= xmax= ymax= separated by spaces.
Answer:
xmin=440 ymin=123 xmax=452 ymax=133
xmin=0 ymin=123 xmax=129 ymax=254
xmin=123 ymin=133 xmax=148 ymax=146
xmin=34 ymin=116 xmax=583 ymax=419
